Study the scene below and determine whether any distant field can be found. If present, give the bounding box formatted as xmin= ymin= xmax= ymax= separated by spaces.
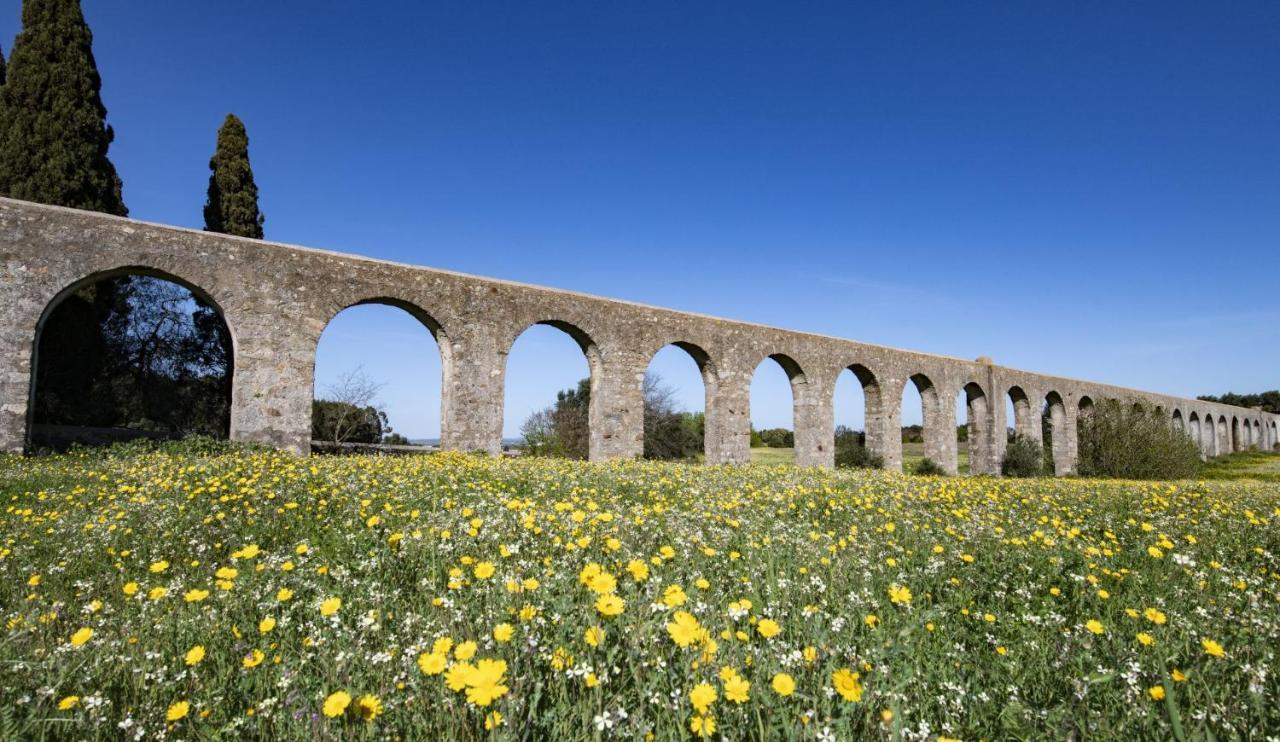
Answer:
xmin=751 ymin=442 xmax=972 ymax=473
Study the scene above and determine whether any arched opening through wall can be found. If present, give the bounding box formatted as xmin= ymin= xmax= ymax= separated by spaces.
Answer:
xmin=833 ymin=364 xmax=878 ymax=469
xmin=312 ymin=302 xmax=443 ymax=451
xmin=28 ymin=270 xmax=233 ymax=451
xmin=1042 ymin=392 xmax=1067 ymax=475
xmin=749 ymin=355 xmax=802 ymax=464
xmin=642 ymin=343 xmax=711 ymax=461
xmin=1231 ymin=417 xmax=1241 ymax=453
xmin=955 ymin=382 xmax=991 ymax=475
xmin=504 ymin=322 xmax=598 ymax=460
xmin=900 ymin=373 xmax=944 ymax=473
xmin=1187 ymin=412 xmax=1203 ymax=458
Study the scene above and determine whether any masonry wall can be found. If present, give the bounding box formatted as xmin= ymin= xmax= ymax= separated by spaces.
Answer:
xmin=2 ymin=198 xmax=1275 ymax=470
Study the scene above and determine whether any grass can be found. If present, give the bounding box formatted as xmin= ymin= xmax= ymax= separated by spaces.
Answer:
xmin=749 ymin=442 xmax=971 ymax=473
xmin=1200 ymin=448 xmax=1280 ymax=482
xmin=1 ymin=446 xmax=1278 ymax=739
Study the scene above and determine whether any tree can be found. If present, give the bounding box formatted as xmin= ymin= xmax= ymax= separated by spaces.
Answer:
xmin=1 ymin=43 xmax=7 ymax=86
xmin=1197 ymin=391 xmax=1280 ymax=415
xmin=0 ymin=0 xmax=126 ymax=215
xmin=313 ymin=368 xmax=384 ymax=445
xmin=204 ymin=114 xmax=265 ymax=238
xmin=642 ymin=374 xmax=702 ymax=460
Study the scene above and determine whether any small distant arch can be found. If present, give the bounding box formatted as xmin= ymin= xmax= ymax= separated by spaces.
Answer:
xmin=1078 ymin=395 xmax=1095 ymax=413
xmin=1043 ymin=391 xmax=1067 ymax=474
xmin=1171 ymin=408 xmax=1184 ymax=431
xmin=959 ymin=381 xmax=991 ymax=474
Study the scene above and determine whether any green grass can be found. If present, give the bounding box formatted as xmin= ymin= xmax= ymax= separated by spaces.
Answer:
xmin=749 ymin=447 xmax=795 ymax=465
xmin=1200 ymin=449 xmax=1280 ymax=482
xmin=750 ymin=442 xmax=972 ymax=474
xmin=2 ymin=446 xmax=1278 ymax=739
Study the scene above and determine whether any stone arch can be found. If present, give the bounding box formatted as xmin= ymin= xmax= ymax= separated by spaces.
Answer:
xmin=1043 ymin=391 xmax=1068 ymax=474
xmin=959 ymin=381 xmax=993 ymax=474
xmin=642 ymin=341 xmax=717 ymax=460
xmin=1202 ymin=412 xmax=1219 ymax=456
xmin=27 ymin=266 xmax=236 ymax=450
xmin=1007 ymin=385 xmax=1036 ymax=446
xmin=1171 ymin=408 xmax=1184 ymax=432
xmin=1231 ymin=416 xmax=1241 ymax=452
xmin=503 ymin=319 xmax=604 ymax=460
xmin=1252 ymin=419 xmax=1262 ymax=450
xmin=1187 ymin=411 xmax=1203 ymax=456
xmin=1216 ymin=415 xmax=1229 ymax=456
xmin=902 ymin=372 xmax=953 ymax=473
xmin=313 ymin=296 xmax=450 ymax=448
xmin=748 ymin=352 xmax=807 ymax=458
xmin=832 ymin=363 xmax=883 ymax=467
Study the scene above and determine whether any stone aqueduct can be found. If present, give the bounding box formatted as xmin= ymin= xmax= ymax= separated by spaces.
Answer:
xmin=2 ymin=197 xmax=1276 ymax=470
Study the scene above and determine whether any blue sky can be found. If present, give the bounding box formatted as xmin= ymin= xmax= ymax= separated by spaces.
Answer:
xmin=6 ymin=2 xmax=1277 ymax=438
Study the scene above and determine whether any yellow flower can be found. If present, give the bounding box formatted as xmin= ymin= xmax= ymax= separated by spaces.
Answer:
xmin=464 ymin=659 xmax=509 ymax=706
xmin=585 ymin=672 xmax=599 ymax=687
xmin=723 ymin=674 xmax=750 ymax=703
xmin=1172 ymin=669 xmax=1187 ymax=682
xmin=444 ymin=662 xmax=476 ymax=692
xmin=689 ymin=681 xmax=717 ymax=713
xmin=584 ymin=626 xmax=605 ymax=647
xmin=888 ymin=584 xmax=913 ymax=605
xmin=323 ymin=691 xmax=351 ymax=718
xmin=215 ymin=567 xmax=238 ymax=580
xmin=493 ymin=623 xmax=514 ymax=642
xmin=588 ymin=571 xmax=617 ymax=595
xmin=276 ymin=587 xmax=293 ymax=602
xmin=626 ymin=559 xmax=649 ymax=582
xmin=662 ymin=585 xmax=688 ymax=607
xmin=865 ymin=614 xmax=879 ymax=629
xmin=320 ymin=597 xmax=341 ymax=616
xmin=596 ymin=594 xmax=624 ymax=617
xmin=484 ymin=710 xmax=503 ymax=730
xmin=57 ymin=695 xmax=79 ymax=710
xmin=1149 ymin=686 xmax=1165 ymax=701
xmin=122 ymin=582 xmax=139 ymax=596
xmin=474 ymin=561 xmax=495 ymax=579
xmin=832 ymin=668 xmax=863 ymax=702
xmin=690 ymin=714 xmax=716 ymax=738
xmin=70 ymin=627 xmax=93 ymax=646
xmin=259 ymin=617 xmax=276 ymax=634
xmin=232 ymin=544 xmax=260 ymax=560
xmin=417 ymin=652 xmax=447 ymax=675
xmin=150 ymin=560 xmax=169 ymax=573
xmin=149 ymin=587 xmax=168 ymax=601
xmin=1144 ymin=608 xmax=1167 ymax=625
xmin=771 ymin=673 xmax=796 ymax=696
xmin=1147 ymin=546 xmax=1163 ymax=558
xmin=27 ymin=574 xmax=40 ymax=586
xmin=183 ymin=589 xmax=209 ymax=603
xmin=166 ymin=700 xmax=190 ymax=721
xmin=1085 ymin=620 xmax=1105 ymax=635
xmin=668 ymin=611 xmax=703 ymax=647
xmin=1202 ymin=638 xmax=1225 ymax=657
xmin=243 ymin=649 xmax=265 ymax=668
xmin=1136 ymin=632 xmax=1155 ymax=646
xmin=355 ymin=694 xmax=382 ymax=721
xmin=455 ymin=641 xmax=477 ymax=661
xmin=756 ymin=618 xmax=781 ymax=639
xmin=185 ymin=645 xmax=205 ymax=666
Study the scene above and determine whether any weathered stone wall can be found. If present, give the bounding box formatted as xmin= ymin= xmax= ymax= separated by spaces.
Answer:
xmin=2 ymin=197 xmax=1276 ymax=470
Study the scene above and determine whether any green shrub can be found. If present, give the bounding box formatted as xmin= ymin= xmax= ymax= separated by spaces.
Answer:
xmin=1001 ymin=433 xmax=1045 ymax=477
xmin=1076 ymin=400 xmax=1201 ymax=480
xmin=835 ymin=442 xmax=883 ymax=469
xmin=914 ymin=458 xmax=946 ymax=476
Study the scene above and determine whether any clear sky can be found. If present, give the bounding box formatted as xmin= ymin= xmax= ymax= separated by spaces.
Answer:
xmin=6 ymin=2 xmax=1277 ymax=439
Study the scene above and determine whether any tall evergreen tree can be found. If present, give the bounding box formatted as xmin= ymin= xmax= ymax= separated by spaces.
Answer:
xmin=203 ymin=114 xmax=264 ymax=238
xmin=0 ymin=0 xmax=126 ymax=215
xmin=1 ymin=43 xmax=7 ymax=87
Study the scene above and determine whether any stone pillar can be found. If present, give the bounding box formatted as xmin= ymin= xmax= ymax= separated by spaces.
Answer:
xmin=966 ymin=390 xmax=999 ymax=475
xmin=923 ymin=386 xmax=958 ymax=475
xmin=705 ymin=359 xmax=752 ymax=465
xmin=439 ymin=325 xmax=505 ymax=456
xmin=794 ymin=370 xmax=835 ymax=468
xmin=1054 ymin=406 xmax=1078 ymax=476
xmin=229 ymin=317 xmax=316 ymax=455
xmin=864 ymin=378 xmax=899 ymax=471
xmin=0 ymin=285 xmax=38 ymax=454
xmin=589 ymin=347 xmax=645 ymax=461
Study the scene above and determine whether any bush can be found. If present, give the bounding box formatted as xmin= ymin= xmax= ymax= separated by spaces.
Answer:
xmin=1076 ymin=400 xmax=1201 ymax=480
xmin=914 ymin=458 xmax=946 ymax=476
xmin=1001 ymin=433 xmax=1045 ymax=477
xmin=835 ymin=442 xmax=883 ymax=469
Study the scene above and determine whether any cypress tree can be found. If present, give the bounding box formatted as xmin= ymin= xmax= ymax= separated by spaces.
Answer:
xmin=1 ymin=43 xmax=7 ymax=87
xmin=0 ymin=0 xmax=126 ymax=215
xmin=203 ymin=114 xmax=264 ymax=238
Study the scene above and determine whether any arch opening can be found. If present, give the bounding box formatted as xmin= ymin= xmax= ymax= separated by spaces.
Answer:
xmin=833 ymin=364 xmax=879 ymax=468
xmin=749 ymin=354 xmax=804 ymax=463
xmin=504 ymin=321 xmax=600 ymax=460
xmin=28 ymin=269 xmax=233 ymax=451
xmin=1042 ymin=391 xmax=1067 ymax=475
xmin=901 ymin=373 xmax=945 ymax=473
xmin=642 ymin=343 xmax=712 ymax=461
xmin=956 ymin=381 xmax=989 ymax=475
xmin=313 ymin=300 xmax=444 ymax=449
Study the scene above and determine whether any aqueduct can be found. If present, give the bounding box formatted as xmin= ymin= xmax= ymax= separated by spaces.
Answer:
xmin=2 ymin=197 xmax=1276 ymax=472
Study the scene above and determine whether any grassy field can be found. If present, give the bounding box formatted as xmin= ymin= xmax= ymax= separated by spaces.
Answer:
xmin=750 ymin=442 xmax=971 ymax=473
xmin=2 ymin=445 xmax=1278 ymax=739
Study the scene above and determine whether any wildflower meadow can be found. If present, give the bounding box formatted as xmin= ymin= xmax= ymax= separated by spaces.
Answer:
xmin=1 ymin=447 xmax=1278 ymax=739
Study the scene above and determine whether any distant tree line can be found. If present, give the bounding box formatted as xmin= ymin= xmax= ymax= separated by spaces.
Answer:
xmin=1197 ymin=391 xmax=1280 ymax=415
xmin=521 ymin=375 xmax=704 ymax=461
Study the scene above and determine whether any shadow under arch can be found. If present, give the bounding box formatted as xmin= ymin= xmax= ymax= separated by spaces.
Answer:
xmin=27 ymin=265 xmax=236 ymax=450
